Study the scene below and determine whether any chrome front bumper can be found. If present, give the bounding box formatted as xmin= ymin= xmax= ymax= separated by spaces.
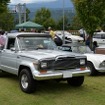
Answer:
xmin=33 ymin=69 xmax=90 ymax=80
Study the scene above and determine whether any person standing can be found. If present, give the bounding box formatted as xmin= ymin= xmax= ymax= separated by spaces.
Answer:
xmin=0 ymin=31 xmax=6 ymax=49
xmin=93 ymin=41 xmax=98 ymax=53
xmin=79 ymin=28 xmax=87 ymax=42
xmin=48 ymin=27 xmax=55 ymax=40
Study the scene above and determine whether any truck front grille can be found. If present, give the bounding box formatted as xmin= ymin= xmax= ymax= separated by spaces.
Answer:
xmin=40 ymin=57 xmax=81 ymax=70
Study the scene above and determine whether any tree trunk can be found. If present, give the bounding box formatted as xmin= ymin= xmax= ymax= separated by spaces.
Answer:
xmin=89 ymin=34 xmax=93 ymax=50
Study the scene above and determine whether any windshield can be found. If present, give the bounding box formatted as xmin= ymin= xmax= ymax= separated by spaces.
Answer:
xmin=18 ymin=36 xmax=57 ymax=50
xmin=71 ymin=46 xmax=92 ymax=54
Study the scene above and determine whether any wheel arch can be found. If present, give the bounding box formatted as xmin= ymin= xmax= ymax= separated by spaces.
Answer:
xmin=18 ymin=65 xmax=31 ymax=77
xmin=87 ymin=61 xmax=96 ymax=70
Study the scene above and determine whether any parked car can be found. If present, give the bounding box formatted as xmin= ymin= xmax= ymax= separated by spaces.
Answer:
xmin=95 ymin=45 xmax=105 ymax=54
xmin=55 ymin=31 xmax=83 ymax=44
xmin=59 ymin=42 xmax=105 ymax=76
xmin=93 ymin=31 xmax=105 ymax=46
xmin=0 ymin=32 xmax=90 ymax=93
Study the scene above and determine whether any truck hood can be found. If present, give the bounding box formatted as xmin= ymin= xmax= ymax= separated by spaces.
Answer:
xmin=20 ymin=49 xmax=85 ymax=60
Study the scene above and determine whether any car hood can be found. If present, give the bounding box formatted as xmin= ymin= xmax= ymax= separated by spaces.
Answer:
xmin=20 ymin=49 xmax=85 ymax=60
xmin=66 ymin=35 xmax=83 ymax=41
xmin=84 ymin=53 xmax=105 ymax=62
xmin=56 ymin=33 xmax=83 ymax=41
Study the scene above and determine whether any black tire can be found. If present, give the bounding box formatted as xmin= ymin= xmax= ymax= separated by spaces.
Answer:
xmin=87 ymin=62 xmax=98 ymax=76
xmin=19 ymin=68 xmax=36 ymax=93
xmin=67 ymin=76 xmax=84 ymax=87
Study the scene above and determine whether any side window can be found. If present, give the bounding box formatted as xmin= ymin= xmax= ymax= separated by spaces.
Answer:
xmin=93 ymin=34 xmax=101 ymax=39
xmin=7 ymin=38 xmax=15 ymax=49
xmin=101 ymin=34 xmax=105 ymax=39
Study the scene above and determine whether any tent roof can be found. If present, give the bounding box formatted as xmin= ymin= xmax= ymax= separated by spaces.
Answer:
xmin=15 ymin=21 xmax=43 ymax=29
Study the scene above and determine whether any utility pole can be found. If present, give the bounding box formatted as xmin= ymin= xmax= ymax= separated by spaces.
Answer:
xmin=23 ymin=3 xmax=26 ymax=23
xmin=15 ymin=3 xmax=26 ymax=24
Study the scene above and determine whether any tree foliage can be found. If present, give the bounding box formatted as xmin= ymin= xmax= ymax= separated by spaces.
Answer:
xmin=43 ymin=18 xmax=56 ymax=29
xmin=57 ymin=16 xmax=69 ymax=30
xmin=0 ymin=10 xmax=14 ymax=31
xmin=72 ymin=0 xmax=105 ymax=48
xmin=0 ymin=0 xmax=10 ymax=13
xmin=0 ymin=0 xmax=14 ymax=31
xmin=68 ymin=15 xmax=82 ymax=30
xmin=33 ymin=8 xmax=51 ymax=29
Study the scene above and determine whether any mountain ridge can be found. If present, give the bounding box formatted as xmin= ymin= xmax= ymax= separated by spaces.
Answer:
xmin=26 ymin=0 xmax=74 ymax=11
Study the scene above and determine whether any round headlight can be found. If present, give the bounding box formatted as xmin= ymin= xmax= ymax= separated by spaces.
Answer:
xmin=80 ymin=59 xmax=85 ymax=65
xmin=100 ymin=61 xmax=105 ymax=68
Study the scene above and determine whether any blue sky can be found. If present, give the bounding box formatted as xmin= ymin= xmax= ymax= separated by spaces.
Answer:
xmin=10 ymin=0 xmax=57 ymax=4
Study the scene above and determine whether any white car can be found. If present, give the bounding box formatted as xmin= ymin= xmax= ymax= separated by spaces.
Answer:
xmin=60 ymin=43 xmax=105 ymax=76
xmin=55 ymin=31 xmax=83 ymax=43
xmin=93 ymin=31 xmax=105 ymax=46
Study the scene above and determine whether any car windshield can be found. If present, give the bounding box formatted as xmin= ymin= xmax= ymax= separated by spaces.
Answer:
xmin=71 ymin=45 xmax=92 ymax=54
xmin=18 ymin=36 xmax=57 ymax=50
xmin=61 ymin=45 xmax=92 ymax=54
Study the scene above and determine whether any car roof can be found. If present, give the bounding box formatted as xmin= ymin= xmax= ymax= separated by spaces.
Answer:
xmin=7 ymin=32 xmax=51 ymax=38
xmin=94 ymin=31 xmax=105 ymax=34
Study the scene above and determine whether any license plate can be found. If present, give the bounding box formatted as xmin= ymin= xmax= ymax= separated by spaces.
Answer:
xmin=63 ymin=71 xmax=72 ymax=78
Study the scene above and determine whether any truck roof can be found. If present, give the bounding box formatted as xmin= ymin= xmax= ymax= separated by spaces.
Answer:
xmin=7 ymin=32 xmax=51 ymax=38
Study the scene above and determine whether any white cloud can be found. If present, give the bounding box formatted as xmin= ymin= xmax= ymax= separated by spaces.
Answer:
xmin=10 ymin=0 xmax=57 ymax=4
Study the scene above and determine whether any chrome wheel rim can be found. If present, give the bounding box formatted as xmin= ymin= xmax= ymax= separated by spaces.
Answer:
xmin=21 ymin=74 xmax=28 ymax=89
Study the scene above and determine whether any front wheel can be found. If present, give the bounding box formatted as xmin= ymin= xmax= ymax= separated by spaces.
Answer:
xmin=19 ymin=68 xmax=36 ymax=93
xmin=67 ymin=76 xmax=84 ymax=86
xmin=87 ymin=62 xmax=98 ymax=76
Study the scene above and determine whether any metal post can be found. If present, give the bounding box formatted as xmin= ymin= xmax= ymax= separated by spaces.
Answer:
xmin=62 ymin=0 xmax=65 ymax=44
xmin=18 ymin=3 xmax=21 ymax=24
xmin=23 ymin=3 xmax=26 ymax=23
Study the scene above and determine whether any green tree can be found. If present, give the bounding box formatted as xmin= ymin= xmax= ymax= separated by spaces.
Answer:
xmin=33 ymin=7 xmax=56 ymax=29
xmin=43 ymin=18 xmax=56 ymax=29
xmin=57 ymin=16 xmax=69 ymax=30
xmin=72 ymin=0 xmax=105 ymax=48
xmin=0 ymin=0 xmax=10 ymax=13
xmin=0 ymin=10 xmax=14 ymax=31
xmin=71 ymin=15 xmax=82 ymax=30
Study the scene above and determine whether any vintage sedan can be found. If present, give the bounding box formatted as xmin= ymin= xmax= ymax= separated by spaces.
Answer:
xmin=60 ymin=43 xmax=105 ymax=76
xmin=55 ymin=31 xmax=83 ymax=43
xmin=93 ymin=31 xmax=105 ymax=46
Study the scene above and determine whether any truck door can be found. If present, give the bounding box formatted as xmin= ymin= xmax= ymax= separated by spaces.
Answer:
xmin=0 ymin=38 xmax=18 ymax=74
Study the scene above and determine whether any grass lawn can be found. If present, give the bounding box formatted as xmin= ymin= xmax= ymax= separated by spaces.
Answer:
xmin=0 ymin=73 xmax=105 ymax=105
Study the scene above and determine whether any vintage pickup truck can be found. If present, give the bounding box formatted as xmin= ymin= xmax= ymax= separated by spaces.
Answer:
xmin=0 ymin=32 xmax=90 ymax=93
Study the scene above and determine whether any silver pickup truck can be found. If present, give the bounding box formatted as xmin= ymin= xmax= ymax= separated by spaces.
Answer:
xmin=0 ymin=32 xmax=90 ymax=93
